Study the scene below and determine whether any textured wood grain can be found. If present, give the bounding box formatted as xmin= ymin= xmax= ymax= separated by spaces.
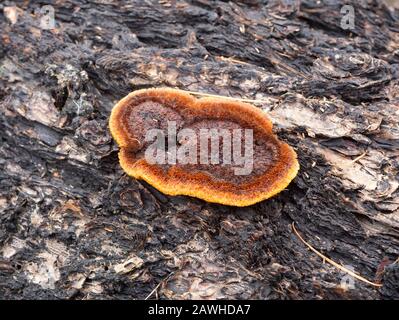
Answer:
xmin=0 ymin=0 xmax=398 ymax=299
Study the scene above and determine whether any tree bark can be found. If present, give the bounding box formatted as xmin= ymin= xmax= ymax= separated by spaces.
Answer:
xmin=0 ymin=0 xmax=398 ymax=299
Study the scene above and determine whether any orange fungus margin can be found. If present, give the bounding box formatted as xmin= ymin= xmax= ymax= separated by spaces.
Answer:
xmin=109 ymin=88 xmax=299 ymax=206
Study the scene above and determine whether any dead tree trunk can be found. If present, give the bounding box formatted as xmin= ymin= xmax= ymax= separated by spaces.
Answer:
xmin=0 ymin=0 xmax=398 ymax=299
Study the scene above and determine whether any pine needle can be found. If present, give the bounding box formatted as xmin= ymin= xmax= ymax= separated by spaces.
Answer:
xmin=349 ymin=152 xmax=367 ymax=164
xmin=144 ymin=271 xmax=175 ymax=300
xmin=292 ymin=222 xmax=382 ymax=288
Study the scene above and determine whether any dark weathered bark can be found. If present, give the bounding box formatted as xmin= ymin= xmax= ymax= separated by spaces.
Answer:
xmin=0 ymin=0 xmax=398 ymax=299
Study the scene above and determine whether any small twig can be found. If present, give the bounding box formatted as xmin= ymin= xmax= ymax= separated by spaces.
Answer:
xmin=292 ymin=222 xmax=382 ymax=288
xmin=350 ymin=152 xmax=367 ymax=164
xmin=144 ymin=271 xmax=175 ymax=300
xmin=183 ymin=90 xmax=277 ymax=105
xmin=216 ymin=55 xmax=252 ymax=66
xmin=72 ymin=99 xmax=82 ymax=115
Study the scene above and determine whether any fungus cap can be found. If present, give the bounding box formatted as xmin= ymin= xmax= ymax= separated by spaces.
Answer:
xmin=109 ymin=88 xmax=299 ymax=206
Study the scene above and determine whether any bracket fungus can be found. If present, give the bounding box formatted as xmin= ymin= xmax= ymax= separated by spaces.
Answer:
xmin=109 ymin=88 xmax=299 ymax=206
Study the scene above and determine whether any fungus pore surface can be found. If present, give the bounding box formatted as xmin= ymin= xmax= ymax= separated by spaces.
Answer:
xmin=109 ymin=88 xmax=299 ymax=206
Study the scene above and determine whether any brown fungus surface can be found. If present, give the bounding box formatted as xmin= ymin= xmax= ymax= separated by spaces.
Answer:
xmin=109 ymin=88 xmax=299 ymax=206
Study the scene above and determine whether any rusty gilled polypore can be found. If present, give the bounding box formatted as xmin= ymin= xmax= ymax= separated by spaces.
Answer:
xmin=109 ymin=88 xmax=299 ymax=206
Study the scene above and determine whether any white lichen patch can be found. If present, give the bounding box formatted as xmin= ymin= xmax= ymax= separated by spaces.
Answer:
xmin=16 ymin=91 xmax=62 ymax=127
xmin=2 ymin=237 xmax=26 ymax=259
xmin=55 ymin=136 xmax=91 ymax=163
xmin=24 ymin=240 xmax=69 ymax=290
xmin=114 ymin=255 xmax=144 ymax=274
xmin=30 ymin=207 xmax=44 ymax=227
xmin=24 ymin=252 xmax=61 ymax=290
